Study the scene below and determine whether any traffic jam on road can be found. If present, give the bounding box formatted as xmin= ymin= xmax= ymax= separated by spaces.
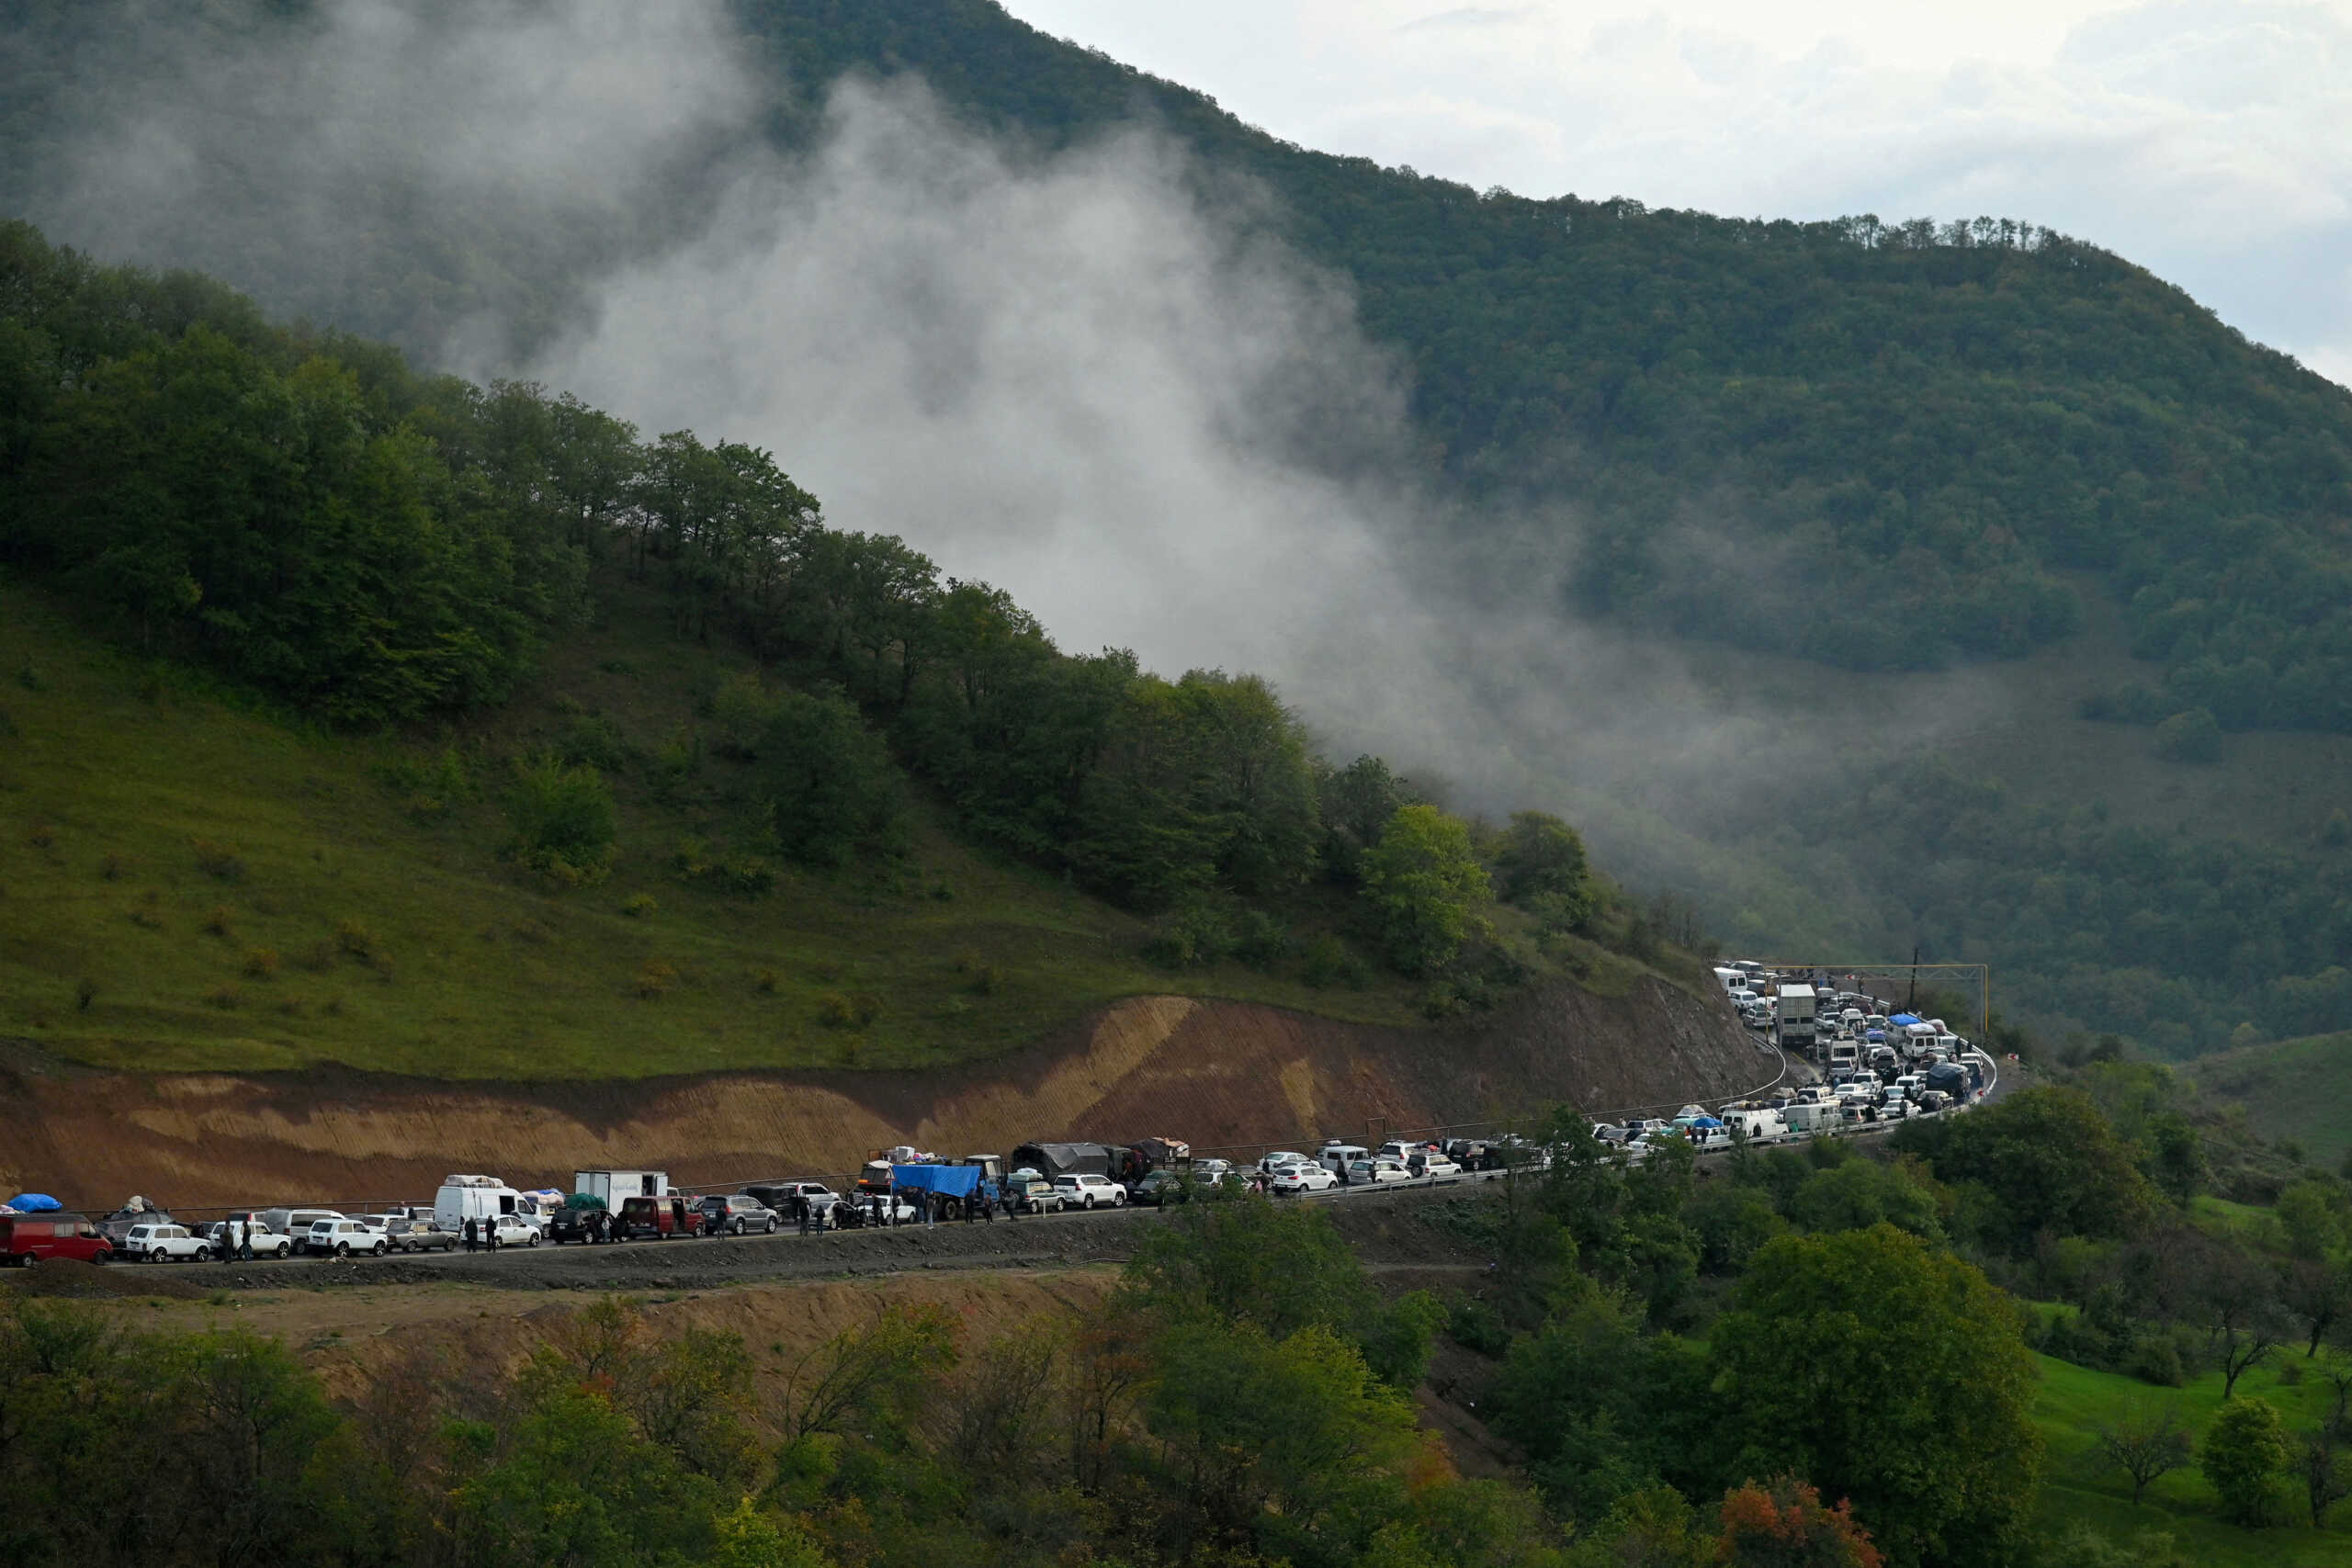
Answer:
xmin=1 ymin=969 xmax=1994 ymax=1270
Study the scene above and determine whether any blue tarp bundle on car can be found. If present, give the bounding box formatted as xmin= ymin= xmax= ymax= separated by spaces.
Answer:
xmin=891 ymin=1165 xmax=983 ymax=1198
xmin=1889 ymin=1013 xmax=1923 ymax=1027
xmin=6 ymin=1193 xmax=62 ymax=1212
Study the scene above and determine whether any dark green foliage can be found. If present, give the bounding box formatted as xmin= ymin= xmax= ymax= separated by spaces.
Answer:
xmin=2153 ymin=707 xmax=2223 ymax=763
xmin=749 ymin=685 xmax=901 ymax=868
xmin=2200 ymin=1397 xmax=2293 ymax=1528
xmin=1710 ymin=1226 xmax=2042 ymax=1568
xmin=1894 ymin=1086 xmax=2157 ymax=1255
xmin=1362 ymin=804 xmax=1492 ymax=974
xmin=504 ymin=756 xmax=617 ymax=881
xmin=1491 ymin=810 xmax=1595 ymax=931
xmin=1801 ymin=753 xmax=2352 ymax=1053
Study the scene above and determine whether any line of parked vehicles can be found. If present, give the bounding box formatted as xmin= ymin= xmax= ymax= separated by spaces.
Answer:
xmin=1 ymin=1038 xmax=1990 ymax=1269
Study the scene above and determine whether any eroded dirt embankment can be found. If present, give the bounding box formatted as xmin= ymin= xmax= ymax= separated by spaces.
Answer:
xmin=0 ymin=976 xmax=1769 ymax=1208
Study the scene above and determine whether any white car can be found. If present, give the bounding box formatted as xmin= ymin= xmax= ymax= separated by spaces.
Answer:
xmin=1259 ymin=1150 xmax=1310 ymax=1173
xmin=306 ymin=1217 xmax=390 ymax=1258
xmin=1269 ymin=1160 xmax=1338 ymax=1194
xmin=1345 ymin=1157 xmax=1411 ymax=1185
xmin=205 ymin=1220 xmax=294 ymax=1258
xmin=1052 ymin=1174 xmax=1127 ymax=1210
xmin=484 ymin=1215 xmax=541 ymax=1247
xmin=1409 ymin=1153 xmax=1462 ymax=1179
xmin=125 ymin=1222 xmax=212 ymax=1262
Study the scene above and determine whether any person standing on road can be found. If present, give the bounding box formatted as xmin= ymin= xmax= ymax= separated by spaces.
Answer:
xmin=463 ymin=1217 xmax=477 ymax=1253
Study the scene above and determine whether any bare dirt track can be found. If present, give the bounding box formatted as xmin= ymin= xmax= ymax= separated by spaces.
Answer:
xmin=0 ymin=976 xmax=1764 ymax=1209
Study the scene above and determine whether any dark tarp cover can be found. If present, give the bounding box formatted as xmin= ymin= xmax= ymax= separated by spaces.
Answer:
xmin=1012 ymin=1142 xmax=1112 ymax=1177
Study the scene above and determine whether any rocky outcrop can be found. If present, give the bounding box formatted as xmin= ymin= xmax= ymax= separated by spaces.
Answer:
xmin=0 ymin=977 xmax=1771 ymax=1209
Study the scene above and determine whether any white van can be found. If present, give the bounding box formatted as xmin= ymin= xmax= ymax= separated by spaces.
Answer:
xmin=1724 ymin=1109 xmax=1785 ymax=1143
xmin=434 ymin=1174 xmax=537 ymax=1236
xmin=1781 ymin=1102 xmax=1839 ymax=1136
xmin=1713 ymin=967 xmax=1745 ymax=995
xmin=1317 ymin=1143 xmax=1370 ymax=1179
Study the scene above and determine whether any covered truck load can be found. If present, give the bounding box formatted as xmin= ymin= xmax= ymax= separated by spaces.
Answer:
xmin=1012 ymin=1142 xmax=1114 ymax=1179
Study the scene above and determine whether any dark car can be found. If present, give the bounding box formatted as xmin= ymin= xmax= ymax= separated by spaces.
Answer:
xmin=1127 ymin=1169 xmax=1191 ymax=1206
xmin=698 ymin=1194 xmax=780 ymax=1235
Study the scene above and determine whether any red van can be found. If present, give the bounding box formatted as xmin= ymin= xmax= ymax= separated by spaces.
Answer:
xmin=616 ymin=1196 xmax=707 ymax=1240
xmin=0 ymin=1213 xmax=115 ymax=1266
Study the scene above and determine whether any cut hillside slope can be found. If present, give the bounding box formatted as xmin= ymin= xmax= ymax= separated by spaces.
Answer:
xmin=0 ymin=976 xmax=1768 ymax=1208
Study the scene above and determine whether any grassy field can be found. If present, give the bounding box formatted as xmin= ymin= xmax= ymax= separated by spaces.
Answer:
xmin=2032 ymin=1348 xmax=2352 ymax=1563
xmin=0 ymin=582 xmax=1445 ymax=1079
xmin=2188 ymin=1032 xmax=2352 ymax=1170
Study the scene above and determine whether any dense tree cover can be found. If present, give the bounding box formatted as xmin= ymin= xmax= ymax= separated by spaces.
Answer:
xmin=0 ymin=1204 xmax=1544 ymax=1568
xmin=0 ymin=222 xmax=1613 ymax=992
xmin=1790 ymin=754 xmax=2352 ymax=1055
xmin=11 ymin=2 xmax=2350 ymax=728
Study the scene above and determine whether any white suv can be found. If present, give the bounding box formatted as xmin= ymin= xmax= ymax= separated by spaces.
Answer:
xmin=125 ymin=1222 xmax=211 ymax=1262
xmin=307 ymin=1217 xmax=390 ymax=1258
xmin=1269 ymin=1161 xmax=1337 ymax=1194
xmin=1052 ymin=1174 xmax=1127 ymax=1210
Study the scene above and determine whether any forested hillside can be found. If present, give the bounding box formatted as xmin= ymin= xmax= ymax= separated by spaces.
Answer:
xmin=6 ymin=0 xmax=2350 ymax=733
xmin=0 ymin=220 xmax=1673 ymax=1068
xmin=2 ymin=0 xmax=2348 ymax=1060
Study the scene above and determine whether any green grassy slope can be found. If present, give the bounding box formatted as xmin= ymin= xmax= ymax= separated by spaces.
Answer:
xmin=0 ymin=581 xmax=1433 ymax=1078
xmin=2032 ymin=1349 xmax=2352 ymax=1563
xmin=2188 ymin=1032 xmax=2352 ymax=1169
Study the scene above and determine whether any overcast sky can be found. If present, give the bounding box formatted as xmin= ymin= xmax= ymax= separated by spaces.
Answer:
xmin=1001 ymin=0 xmax=2352 ymax=388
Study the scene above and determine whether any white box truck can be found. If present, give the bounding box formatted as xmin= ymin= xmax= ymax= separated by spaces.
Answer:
xmin=573 ymin=1169 xmax=669 ymax=1204
xmin=1774 ymin=984 xmax=1817 ymax=1052
xmin=434 ymin=1174 xmax=537 ymax=1235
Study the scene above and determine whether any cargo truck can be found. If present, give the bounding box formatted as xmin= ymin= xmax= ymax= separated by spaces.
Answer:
xmin=1774 ymin=984 xmax=1817 ymax=1052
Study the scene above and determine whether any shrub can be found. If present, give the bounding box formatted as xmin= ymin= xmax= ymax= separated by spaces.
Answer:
xmin=2123 ymin=1334 xmax=2187 ymax=1388
xmin=2154 ymin=707 xmax=2222 ymax=763
xmin=296 ymin=940 xmax=336 ymax=972
xmin=753 ymin=968 xmax=780 ymax=994
xmin=201 ymin=904 xmax=234 ymax=937
xmin=192 ymin=839 xmax=244 ymax=880
xmin=204 ymin=985 xmax=242 ymax=1010
xmin=634 ymin=961 xmax=678 ymax=999
xmin=621 ymin=892 xmax=659 ymax=919
xmin=74 ymin=977 xmax=96 ymax=1011
xmin=242 ymin=947 xmax=280 ymax=980
xmin=709 ymin=671 xmax=782 ymax=759
xmin=966 ymin=964 xmax=1001 ymax=997
xmin=1447 ymin=1295 xmax=1511 ymax=1356
xmin=99 ymin=852 xmax=125 ymax=880
xmin=1300 ymin=933 xmax=1366 ymax=989
xmin=504 ymin=756 xmax=617 ymax=882
xmin=713 ymin=856 xmax=776 ymax=897
xmin=335 ymin=920 xmax=379 ymax=962
xmin=818 ymin=992 xmax=880 ymax=1029
xmin=27 ymin=821 xmax=54 ymax=849
xmin=555 ymin=714 xmax=631 ymax=773
xmin=1143 ymin=897 xmax=1238 ymax=968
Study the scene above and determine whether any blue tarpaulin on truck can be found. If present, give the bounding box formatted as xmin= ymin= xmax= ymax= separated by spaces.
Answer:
xmin=891 ymin=1165 xmax=983 ymax=1198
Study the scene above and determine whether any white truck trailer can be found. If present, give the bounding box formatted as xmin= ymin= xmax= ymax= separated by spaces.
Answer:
xmin=1774 ymin=983 xmax=1818 ymax=1053
xmin=573 ymin=1169 xmax=670 ymax=1204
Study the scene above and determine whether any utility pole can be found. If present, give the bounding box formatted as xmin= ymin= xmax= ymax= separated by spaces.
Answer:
xmin=1907 ymin=945 xmax=1919 ymax=1012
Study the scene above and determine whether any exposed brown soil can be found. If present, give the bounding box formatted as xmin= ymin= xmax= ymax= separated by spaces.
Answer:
xmin=0 ymin=977 xmax=1771 ymax=1212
